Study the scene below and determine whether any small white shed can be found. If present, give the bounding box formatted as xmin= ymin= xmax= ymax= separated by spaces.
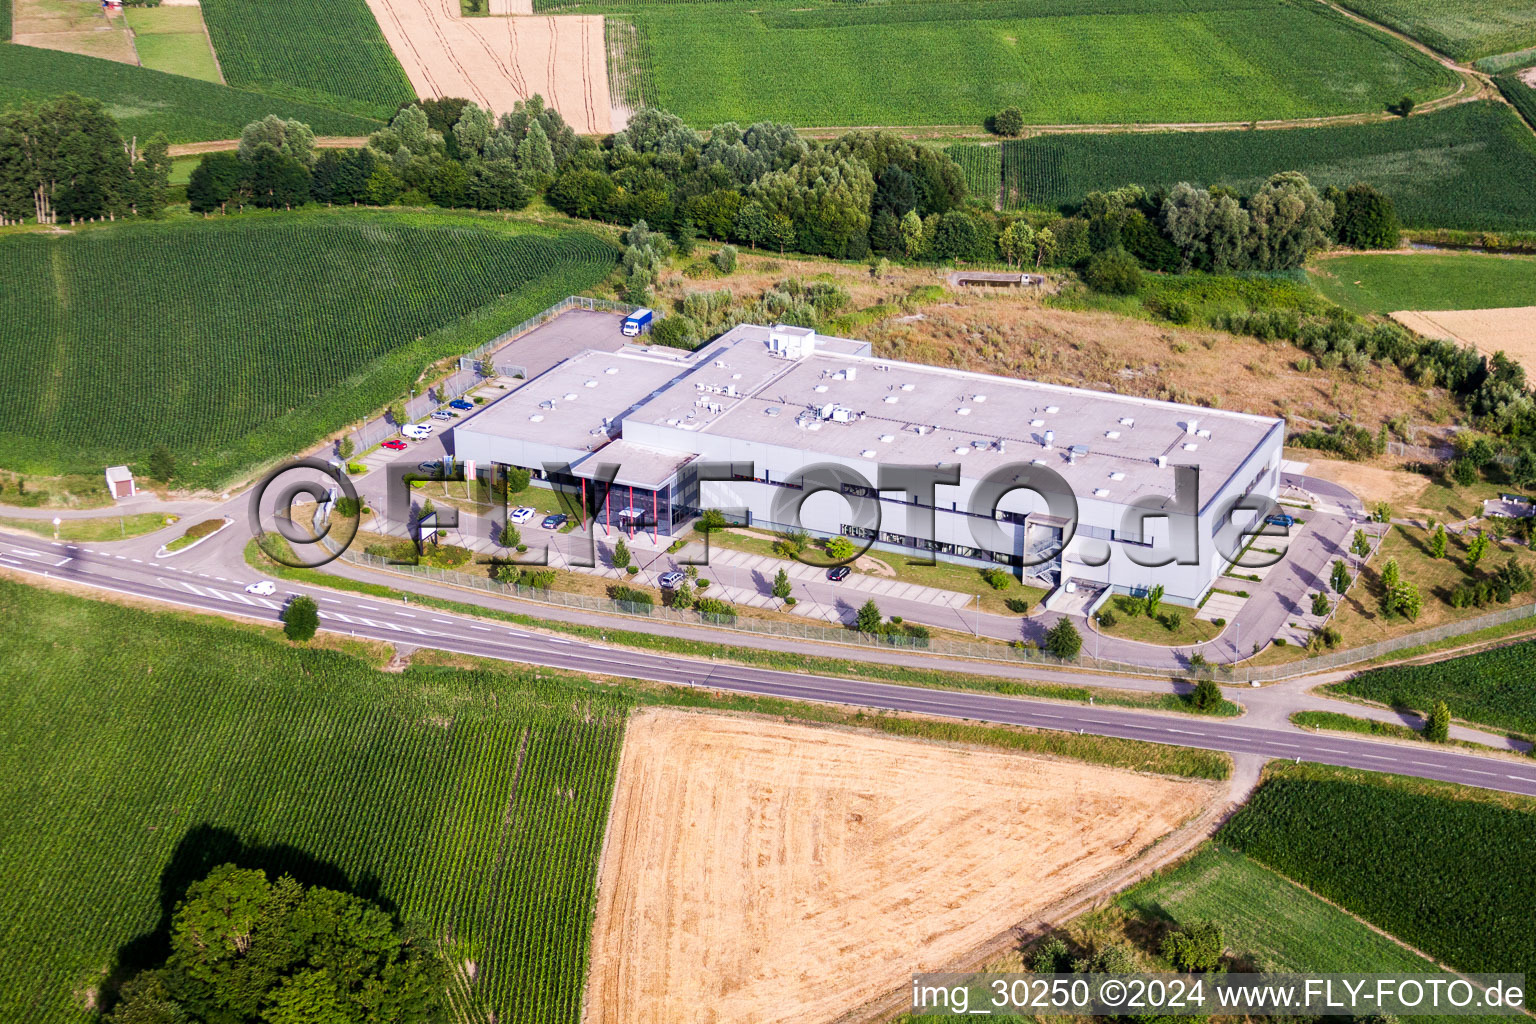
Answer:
xmin=105 ymin=465 xmax=136 ymax=500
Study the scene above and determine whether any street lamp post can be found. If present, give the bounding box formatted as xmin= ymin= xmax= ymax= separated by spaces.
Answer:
xmin=52 ymin=516 xmax=61 ymax=541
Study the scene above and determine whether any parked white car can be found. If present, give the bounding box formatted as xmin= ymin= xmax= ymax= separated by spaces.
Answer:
xmin=509 ymin=506 xmax=536 ymax=525
xmin=244 ymin=580 xmax=277 ymax=596
xmin=401 ymin=423 xmax=433 ymax=440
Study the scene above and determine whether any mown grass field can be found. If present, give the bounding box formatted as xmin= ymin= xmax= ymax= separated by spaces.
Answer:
xmin=0 ymin=210 xmax=617 ymax=487
xmin=122 ymin=5 xmax=223 ymax=83
xmin=198 ymin=0 xmax=416 ymax=119
xmin=1331 ymin=0 xmax=1536 ymax=61
xmin=618 ymin=0 xmax=1452 ymax=127
xmin=1118 ymin=845 xmax=1455 ymax=974
xmin=0 ymin=579 xmax=628 ymax=1024
xmin=1220 ymin=762 xmax=1536 ymax=977
xmin=0 ymin=43 xmax=380 ymax=142
xmin=999 ymin=102 xmax=1536 ymax=231
xmin=1333 ymin=638 xmax=1536 ymax=734
xmin=1310 ymin=252 xmax=1536 ymax=313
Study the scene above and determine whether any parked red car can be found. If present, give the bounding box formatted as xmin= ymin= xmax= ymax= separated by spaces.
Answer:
xmin=381 ymin=439 xmax=408 ymax=451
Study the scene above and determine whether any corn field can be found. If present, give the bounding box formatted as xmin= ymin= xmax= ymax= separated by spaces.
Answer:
xmin=0 ymin=211 xmax=616 ymax=487
xmin=0 ymin=579 xmax=628 ymax=1024
xmin=944 ymin=143 xmax=1001 ymax=209
xmin=1220 ymin=762 xmax=1536 ymax=979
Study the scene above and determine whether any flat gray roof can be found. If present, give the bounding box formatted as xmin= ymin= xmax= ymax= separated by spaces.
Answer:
xmin=628 ymin=325 xmax=1281 ymax=507
xmin=457 ymin=347 xmax=689 ymax=454
xmin=574 ymin=438 xmax=697 ymax=489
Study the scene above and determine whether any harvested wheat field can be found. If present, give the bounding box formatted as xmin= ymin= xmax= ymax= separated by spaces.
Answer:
xmin=587 ymin=709 xmax=1215 ymax=1024
xmin=365 ymin=0 xmax=610 ymax=133
xmin=1392 ymin=307 xmax=1536 ymax=376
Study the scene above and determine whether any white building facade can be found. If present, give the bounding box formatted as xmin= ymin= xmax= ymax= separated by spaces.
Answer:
xmin=453 ymin=323 xmax=1286 ymax=608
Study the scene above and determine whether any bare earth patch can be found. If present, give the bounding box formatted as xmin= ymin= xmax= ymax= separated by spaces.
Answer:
xmin=364 ymin=0 xmax=610 ymax=133
xmin=1391 ymin=307 xmax=1536 ymax=377
xmin=1298 ymin=457 xmax=1433 ymax=510
xmin=12 ymin=0 xmax=138 ymax=63
xmin=586 ymin=709 xmax=1215 ymax=1024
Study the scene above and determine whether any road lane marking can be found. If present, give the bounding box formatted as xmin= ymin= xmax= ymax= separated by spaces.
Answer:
xmin=432 ymin=618 xmax=452 ymax=624
xmin=397 ymin=612 xmax=415 ymax=618
xmin=1464 ymin=769 xmax=1496 ymax=777
xmin=468 ymin=625 xmax=492 ymax=632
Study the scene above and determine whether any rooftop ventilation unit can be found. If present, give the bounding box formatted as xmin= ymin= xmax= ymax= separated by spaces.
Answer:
xmin=1068 ymin=445 xmax=1088 ymax=464
xmin=538 ymin=399 xmax=556 ymax=410
xmin=764 ymin=407 xmax=781 ymax=417
xmin=901 ymin=383 xmax=915 ymax=392
xmin=529 ymin=414 xmax=544 ymax=423
xmin=814 ymin=384 xmax=829 ymax=393
xmin=1046 ymin=405 xmax=1060 ymax=414
xmin=879 ymin=433 xmax=894 ymax=442
xmin=1197 ymin=428 xmax=1212 ymax=439
xmin=1183 ymin=442 xmax=1198 ymax=451
xmin=725 ymin=384 xmax=737 ymax=397
xmin=1110 ymin=471 xmax=1125 ymax=481
xmin=1155 ymin=455 xmax=1168 ymax=467
xmin=953 ymin=446 xmax=968 ymax=455
xmin=884 ymin=395 xmax=899 ymax=404
xmin=584 ymin=379 xmax=598 ymax=388
xmin=973 ymin=394 xmax=987 ymax=403
xmin=957 ymin=407 xmax=972 ymax=416
xmin=1186 ymin=419 xmax=1199 ymax=435
xmin=1120 ymin=417 xmax=1135 ymax=427
xmin=970 ymin=439 xmax=990 ymax=449
xmin=1093 ymin=488 xmax=1110 ymax=497
xmin=1105 ymin=430 xmax=1121 ymax=440
xmin=732 ymin=373 xmax=742 ymax=380
xmin=563 ymin=392 xmax=577 ymax=401
xmin=605 ymin=367 xmax=618 ymax=375
xmin=1030 ymin=418 xmax=1045 ymax=427
xmin=588 ymin=427 xmax=605 ymax=436
xmin=861 ymin=449 xmax=876 ymax=458
xmin=1043 ymin=430 xmax=1055 ymax=449
xmin=846 ymin=367 xmax=857 ymax=381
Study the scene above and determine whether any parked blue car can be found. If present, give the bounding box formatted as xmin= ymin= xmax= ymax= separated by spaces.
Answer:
xmin=1264 ymin=512 xmax=1297 ymax=529
xmin=448 ymin=398 xmax=474 ymax=411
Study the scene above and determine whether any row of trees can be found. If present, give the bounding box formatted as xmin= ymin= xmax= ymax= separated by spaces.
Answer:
xmin=189 ymin=97 xmax=577 ymax=215
xmin=0 ymin=94 xmax=171 ymax=224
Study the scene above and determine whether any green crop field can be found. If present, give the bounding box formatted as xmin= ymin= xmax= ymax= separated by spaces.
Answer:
xmin=997 ymin=102 xmax=1536 ymax=231
xmin=604 ymin=0 xmax=1453 ymax=128
xmin=1310 ymin=252 xmax=1536 ymax=314
xmin=0 ymin=210 xmax=617 ymax=487
xmin=1220 ymin=762 xmax=1536 ymax=977
xmin=1331 ymin=0 xmax=1536 ymax=61
xmin=122 ymin=6 xmax=224 ymax=84
xmin=0 ymin=43 xmax=380 ymax=142
xmin=199 ymin=0 xmax=416 ymax=119
xmin=1120 ymin=846 xmax=1455 ymax=975
xmin=1494 ymin=72 xmax=1536 ymax=130
xmin=0 ymin=579 xmax=628 ymax=1023
xmin=945 ymin=143 xmax=1001 ymax=208
xmin=1330 ymin=638 xmax=1536 ymax=733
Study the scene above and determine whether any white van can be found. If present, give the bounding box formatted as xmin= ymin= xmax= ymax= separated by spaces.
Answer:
xmin=401 ymin=423 xmax=433 ymax=440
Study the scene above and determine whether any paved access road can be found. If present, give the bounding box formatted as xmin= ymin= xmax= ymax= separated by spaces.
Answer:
xmin=4 ymin=530 xmax=1535 ymax=799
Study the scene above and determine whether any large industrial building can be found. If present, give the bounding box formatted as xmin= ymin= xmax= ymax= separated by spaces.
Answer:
xmin=452 ymin=322 xmax=1286 ymax=607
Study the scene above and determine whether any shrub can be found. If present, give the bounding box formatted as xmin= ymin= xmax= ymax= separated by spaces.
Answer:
xmin=1005 ymin=597 xmax=1030 ymax=614
xmin=611 ymin=538 xmax=631 ymax=570
xmin=1161 ymin=610 xmax=1183 ymax=631
xmin=713 ymin=245 xmax=738 ymax=274
xmin=282 ymin=595 xmax=319 ymax=642
xmin=1190 ymin=677 xmax=1223 ymax=711
xmin=694 ymin=508 xmax=727 ymax=532
xmin=825 ymin=535 xmax=857 ymax=560
xmin=499 ymin=520 xmax=520 ymax=548
xmin=980 ymin=567 xmax=1012 ymax=590
xmin=695 ymin=596 xmax=736 ymax=621
xmin=1274 ymin=637 xmax=1288 ymax=647
xmin=608 ymin=584 xmax=653 ymax=611
xmin=625 ymin=565 xmax=639 ymax=575
xmin=1162 ymin=920 xmax=1224 ymax=972
xmin=1311 ymin=591 xmax=1330 ymax=616
xmin=993 ymin=107 xmax=1025 ymax=137
xmin=1212 ymin=616 xmax=1226 ymax=627
xmin=855 ymin=598 xmax=883 ymax=633
xmin=696 ymin=578 xmax=710 ymax=589
xmin=505 ymin=466 xmax=531 ymax=494
xmin=1084 ymin=248 xmax=1142 ymax=295
xmin=650 ymin=314 xmax=699 ymax=350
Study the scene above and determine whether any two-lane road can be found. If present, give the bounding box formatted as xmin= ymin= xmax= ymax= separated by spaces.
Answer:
xmin=3 ymin=532 xmax=1535 ymax=797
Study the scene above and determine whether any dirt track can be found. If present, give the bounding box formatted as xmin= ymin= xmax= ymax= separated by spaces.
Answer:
xmin=586 ymin=709 xmax=1216 ymax=1024
xmin=364 ymin=0 xmax=610 ymax=134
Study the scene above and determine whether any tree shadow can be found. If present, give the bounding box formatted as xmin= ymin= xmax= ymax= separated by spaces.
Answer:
xmin=101 ymin=824 xmax=390 ymax=1014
